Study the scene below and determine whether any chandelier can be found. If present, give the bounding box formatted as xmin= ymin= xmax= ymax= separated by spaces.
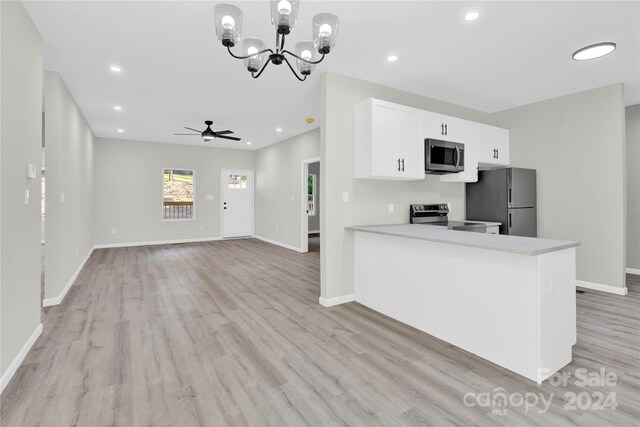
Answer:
xmin=213 ymin=0 xmax=339 ymax=81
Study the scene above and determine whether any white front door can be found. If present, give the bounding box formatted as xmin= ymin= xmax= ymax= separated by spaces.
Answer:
xmin=221 ymin=169 xmax=254 ymax=238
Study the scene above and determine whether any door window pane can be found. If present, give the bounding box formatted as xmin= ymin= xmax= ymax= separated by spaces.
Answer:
xmin=163 ymin=169 xmax=194 ymax=220
xmin=228 ymin=174 xmax=248 ymax=189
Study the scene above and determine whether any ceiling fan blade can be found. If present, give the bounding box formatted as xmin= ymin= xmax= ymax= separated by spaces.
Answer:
xmin=216 ymin=135 xmax=241 ymax=141
xmin=184 ymin=127 xmax=202 ymax=133
xmin=214 ymin=130 xmax=234 ymax=135
xmin=173 ymin=133 xmax=200 ymax=136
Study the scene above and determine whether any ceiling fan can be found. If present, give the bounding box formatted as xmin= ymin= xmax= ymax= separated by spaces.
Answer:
xmin=173 ymin=120 xmax=241 ymax=142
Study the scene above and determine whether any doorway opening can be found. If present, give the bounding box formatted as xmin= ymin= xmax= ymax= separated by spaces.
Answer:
xmin=301 ymin=158 xmax=320 ymax=253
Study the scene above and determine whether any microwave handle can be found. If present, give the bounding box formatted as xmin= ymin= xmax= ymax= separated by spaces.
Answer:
xmin=454 ymin=147 xmax=460 ymax=168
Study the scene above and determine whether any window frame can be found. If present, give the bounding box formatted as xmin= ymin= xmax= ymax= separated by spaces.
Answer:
xmin=162 ymin=167 xmax=196 ymax=221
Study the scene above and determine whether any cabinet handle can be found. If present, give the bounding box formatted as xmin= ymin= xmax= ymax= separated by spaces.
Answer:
xmin=401 ymin=158 xmax=405 ymax=172
xmin=397 ymin=158 xmax=401 ymax=171
xmin=444 ymin=123 xmax=448 ymax=136
xmin=440 ymin=123 xmax=444 ymax=135
xmin=509 ymin=212 xmax=512 ymax=228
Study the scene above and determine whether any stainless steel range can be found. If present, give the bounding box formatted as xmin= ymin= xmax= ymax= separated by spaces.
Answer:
xmin=409 ymin=204 xmax=487 ymax=233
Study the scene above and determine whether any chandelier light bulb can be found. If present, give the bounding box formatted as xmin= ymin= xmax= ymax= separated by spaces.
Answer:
xmin=278 ymin=0 xmax=292 ymax=15
xmin=318 ymin=23 xmax=332 ymax=37
xmin=221 ymin=15 xmax=235 ymax=30
xmin=301 ymin=50 xmax=312 ymax=60
xmin=247 ymin=46 xmax=258 ymax=56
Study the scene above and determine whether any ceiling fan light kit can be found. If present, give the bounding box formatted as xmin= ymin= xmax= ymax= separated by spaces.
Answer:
xmin=214 ymin=0 xmax=339 ymax=81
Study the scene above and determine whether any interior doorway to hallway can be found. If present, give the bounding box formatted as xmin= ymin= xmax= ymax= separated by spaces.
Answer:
xmin=301 ymin=158 xmax=320 ymax=253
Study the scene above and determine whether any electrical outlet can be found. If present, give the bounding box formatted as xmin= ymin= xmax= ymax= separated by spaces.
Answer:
xmin=60 ymin=192 xmax=65 ymax=203
xmin=25 ymin=188 xmax=30 ymax=205
xmin=388 ymin=203 xmax=394 ymax=214
xmin=343 ymin=191 xmax=349 ymax=203
xmin=291 ymin=195 xmax=294 ymax=201
xmin=111 ymin=228 xmax=117 ymax=234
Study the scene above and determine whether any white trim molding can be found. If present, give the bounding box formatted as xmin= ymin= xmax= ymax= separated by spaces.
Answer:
xmin=319 ymin=294 xmax=355 ymax=307
xmin=626 ymin=267 xmax=640 ymax=276
xmin=252 ymin=235 xmax=304 ymax=253
xmin=1 ymin=323 xmax=43 ymax=393
xmin=93 ymin=237 xmax=221 ymax=249
xmin=43 ymin=247 xmax=94 ymax=307
xmin=576 ymin=280 xmax=628 ymax=296
xmin=308 ymin=230 xmax=320 ymax=234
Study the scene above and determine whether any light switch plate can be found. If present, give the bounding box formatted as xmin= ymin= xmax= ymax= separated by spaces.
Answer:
xmin=343 ymin=191 xmax=349 ymax=203
xmin=27 ymin=164 xmax=37 ymax=179
xmin=24 ymin=189 xmax=30 ymax=205
xmin=60 ymin=192 xmax=65 ymax=203
xmin=388 ymin=203 xmax=394 ymax=213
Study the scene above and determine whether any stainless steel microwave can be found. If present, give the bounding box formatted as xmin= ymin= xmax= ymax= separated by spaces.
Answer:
xmin=425 ymin=139 xmax=465 ymax=174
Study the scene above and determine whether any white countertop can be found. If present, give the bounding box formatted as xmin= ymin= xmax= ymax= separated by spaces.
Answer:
xmin=346 ymin=224 xmax=579 ymax=256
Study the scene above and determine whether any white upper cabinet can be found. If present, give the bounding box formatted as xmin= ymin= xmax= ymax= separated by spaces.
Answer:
xmin=354 ymin=98 xmax=510 ymax=182
xmin=354 ymin=98 xmax=425 ymax=180
xmin=423 ymin=114 xmax=463 ymax=141
xmin=476 ymin=126 xmax=510 ymax=167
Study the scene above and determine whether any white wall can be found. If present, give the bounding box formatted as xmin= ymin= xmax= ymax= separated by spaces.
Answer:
xmin=44 ymin=71 xmax=95 ymax=303
xmin=308 ymin=161 xmax=320 ymax=233
xmin=93 ymin=138 xmax=254 ymax=245
xmin=254 ymin=129 xmax=320 ymax=250
xmin=0 ymin=0 xmax=43 ymax=382
xmin=626 ymin=104 xmax=640 ymax=271
xmin=321 ymin=72 xmax=493 ymax=300
xmin=491 ymin=84 xmax=627 ymax=290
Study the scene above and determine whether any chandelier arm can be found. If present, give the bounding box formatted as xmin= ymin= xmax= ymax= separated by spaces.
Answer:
xmin=282 ymin=55 xmax=307 ymax=82
xmin=227 ymin=45 xmax=274 ymax=60
xmin=281 ymin=50 xmax=326 ymax=65
xmin=280 ymin=33 xmax=286 ymax=51
xmin=251 ymin=60 xmax=271 ymax=79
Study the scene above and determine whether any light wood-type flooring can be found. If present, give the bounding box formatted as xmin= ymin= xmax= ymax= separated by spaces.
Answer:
xmin=1 ymin=239 xmax=639 ymax=426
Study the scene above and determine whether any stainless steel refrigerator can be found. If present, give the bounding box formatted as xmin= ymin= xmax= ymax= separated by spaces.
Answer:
xmin=466 ymin=168 xmax=537 ymax=237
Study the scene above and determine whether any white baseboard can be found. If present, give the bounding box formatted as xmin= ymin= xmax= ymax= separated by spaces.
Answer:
xmin=93 ymin=236 xmax=221 ymax=249
xmin=626 ymin=267 xmax=640 ymax=275
xmin=319 ymin=294 xmax=355 ymax=307
xmin=1 ymin=323 xmax=42 ymax=393
xmin=308 ymin=230 xmax=320 ymax=234
xmin=43 ymin=247 xmax=94 ymax=307
xmin=576 ymin=280 xmax=628 ymax=296
xmin=252 ymin=235 xmax=304 ymax=253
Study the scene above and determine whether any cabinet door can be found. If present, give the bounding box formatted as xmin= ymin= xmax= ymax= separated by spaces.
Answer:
xmin=476 ymin=125 xmax=510 ymax=167
xmin=397 ymin=107 xmax=424 ymax=179
xmin=423 ymin=114 xmax=460 ymax=141
xmin=371 ymin=102 xmax=400 ymax=178
xmin=492 ymin=128 xmax=510 ymax=166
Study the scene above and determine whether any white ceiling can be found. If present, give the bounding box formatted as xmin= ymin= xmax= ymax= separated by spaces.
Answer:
xmin=24 ymin=1 xmax=639 ymax=150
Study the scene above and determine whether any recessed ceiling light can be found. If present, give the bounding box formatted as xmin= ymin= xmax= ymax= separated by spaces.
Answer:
xmin=113 ymin=105 xmax=122 ymax=111
xmin=276 ymin=128 xmax=283 ymax=132
xmin=246 ymin=141 xmax=252 ymax=145
xmin=110 ymin=66 xmax=122 ymax=73
xmin=572 ymin=42 xmax=616 ymax=61
xmin=117 ymin=129 xmax=124 ymax=133
xmin=387 ymin=55 xmax=398 ymax=62
xmin=465 ymin=12 xmax=479 ymax=21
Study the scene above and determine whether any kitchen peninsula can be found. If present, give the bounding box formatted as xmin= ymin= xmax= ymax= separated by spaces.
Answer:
xmin=348 ymin=224 xmax=580 ymax=383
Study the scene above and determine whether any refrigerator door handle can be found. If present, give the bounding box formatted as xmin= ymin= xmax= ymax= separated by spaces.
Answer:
xmin=508 ymin=187 xmax=512 ymax=206
xmin=509 ymin=212 xmax=512 ymax=229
